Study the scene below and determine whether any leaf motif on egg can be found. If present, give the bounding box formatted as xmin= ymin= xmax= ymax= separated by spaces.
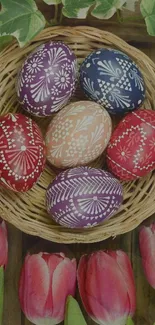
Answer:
xmin=16 ymin=41 xmax=78 ymax=117
xmin=46 ymin=167 xmax=123 ymax=229
xmin=80 ymin=48 xmax=146 ymax=115
xmin=45 ymin=101 xmax=112 ymax=169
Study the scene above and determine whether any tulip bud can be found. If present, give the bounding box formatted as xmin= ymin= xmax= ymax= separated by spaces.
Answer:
xmin=19 ymin=252 xmax=77 ymax=325
xmin=0 ymin=220 xmax=8 ymax=325
xmin=139 ymin=223 xmax=155 ymax=288
xmin=77 ymin=250 xmax=136 ymax=325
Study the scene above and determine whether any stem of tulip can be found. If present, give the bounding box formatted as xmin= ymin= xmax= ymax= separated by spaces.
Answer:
xmin=126 ymin=317 xmax=134 ymax=325
xmin=0 ymin=267 xmax=4 ymax=325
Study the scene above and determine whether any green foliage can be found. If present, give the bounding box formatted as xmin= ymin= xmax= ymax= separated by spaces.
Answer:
xmin=62 ymin=0 xmax=94 ymax=18
xmin=140 ymin=0 xmax=155 ymax=36
xmin=0 ymin=0 xmax=154 ymax=49
xmin=0 ymin=35 xmax=13 ymax=50
xmin=92 ymin=0 xmax=126 ymax=19
xmin=43 ymin=0 xmax=62 ymax=4
xmin=64 ymin=296 xmax=87 ymax=325
xmin=0 ymin=0 xmax=46 ymax=47
xmin=126 ymin=316 xmax=134 ymax=325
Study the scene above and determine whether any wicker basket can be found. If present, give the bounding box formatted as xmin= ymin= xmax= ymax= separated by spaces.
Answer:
xmin=1 ymin=26 xmax=155 ymax=243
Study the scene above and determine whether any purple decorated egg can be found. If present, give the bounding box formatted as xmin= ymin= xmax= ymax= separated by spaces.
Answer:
xmin=16 ymin=41 xmax=78 ymax=117
xmin=46 ymin=166 xmax=123 ymax=229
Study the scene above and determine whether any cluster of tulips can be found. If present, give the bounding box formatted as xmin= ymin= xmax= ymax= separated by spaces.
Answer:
xmin=1 ymin=221 xmax=155 ymax=325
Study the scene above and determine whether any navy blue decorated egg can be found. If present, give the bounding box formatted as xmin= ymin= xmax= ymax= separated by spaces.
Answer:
xmin=80 ymin=48 xmax=146 ymax=115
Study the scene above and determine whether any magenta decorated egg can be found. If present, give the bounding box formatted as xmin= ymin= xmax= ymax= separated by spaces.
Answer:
xmin=45 ymin=101 xmax=112 ymax=168
xmin=16 ymin=41 xmax=77 ymax=117
xmin=46 ymin=167 xmax=123 ymax=229
xmin=0 ymin=113 xmax=46 ymax=192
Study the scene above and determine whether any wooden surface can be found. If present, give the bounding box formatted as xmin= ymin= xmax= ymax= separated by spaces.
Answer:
xmin=2 ymin=3 xmax=155 ymax=325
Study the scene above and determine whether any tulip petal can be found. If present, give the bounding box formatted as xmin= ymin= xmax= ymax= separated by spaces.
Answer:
xmin=19 ymin=254 xmax=50 ymax=322
xmin=77 ymin=255 xmax=93 ymax=316
xmin=52 ymin=258 xmax=77 ymax=323
xmin=42 ymin=253 xmax=65 ymax=318
xmin=89 ymin=252 xmax=129 ymax=319
xmin=0 ymin=221 xmax=8 ymax=267
xmin=78 ymin=251 xmax=133 ymax=324
xmin=139 ymin=225 xmax=155 ymax=288
xmin=109 ymin=250 xmax=136 ymax=315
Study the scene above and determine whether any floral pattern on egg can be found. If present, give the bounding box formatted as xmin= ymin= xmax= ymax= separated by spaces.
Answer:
xmin=80 ymin=48 xmax=146 ymax=115
xmin=45 ymin=101 xmax=112 ymax=168
xmin=16 ymin=42 xmax=78 ymax=117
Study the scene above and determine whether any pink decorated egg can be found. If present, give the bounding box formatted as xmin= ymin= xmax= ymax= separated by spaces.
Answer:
xmin=107 ymin=109 xmax=155 ymax=180
xmin=45 ymin=101 xmax=112 ymax=168
xmin=0 ymin=113 xmax=46 ymax=192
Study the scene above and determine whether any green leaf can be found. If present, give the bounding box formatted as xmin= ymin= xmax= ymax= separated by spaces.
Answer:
xmin=62 ymin=0 xmax=95 ymax=18
xmin=0 ymin=267 xmax=4 ymax=325
xmin=0 ymin=35 xmax=13 ymax=51
xmin=0 ymin=0 xmax=46 ymax=47
xmin=64 ymin=296 xmax=87 ymax=325
xmin=92 ymin=0 xmax=126 ymax=19
xmin=140 ymin=0 xmax=155 ymax=36
xmin=43 ymin=0 xmax=62 ymax=4
xmin=126 ymin=316 xmax=134 ymax=325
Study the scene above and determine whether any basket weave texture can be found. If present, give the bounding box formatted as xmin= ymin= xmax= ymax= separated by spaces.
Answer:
xmin=1 ymin=26 xmax=155 ymax=243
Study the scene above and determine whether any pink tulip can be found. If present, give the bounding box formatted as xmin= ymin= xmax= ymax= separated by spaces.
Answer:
xmin=0 ymin=220 xmax=8 ymax=267
xmin=19 ymin=252 xmax=77 ymax=325
xmin=139 ymin=223 xmax=155 ymax=288
xmin=77 ymin=250 xmax=136 ymax=325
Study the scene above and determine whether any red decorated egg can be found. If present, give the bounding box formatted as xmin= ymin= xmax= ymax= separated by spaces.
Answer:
xmin=0 ymin=113 xmax=46 ymax=192
xmin=107 ymin=109 xmax=155 ymax=180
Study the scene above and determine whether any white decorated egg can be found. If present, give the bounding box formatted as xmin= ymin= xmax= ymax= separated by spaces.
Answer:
xmin=45 ymin=101 xmax=112 ymax=168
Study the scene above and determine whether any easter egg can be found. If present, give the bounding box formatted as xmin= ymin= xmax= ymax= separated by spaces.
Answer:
xmin=0 ymin=113 xmax=46 ymax=192
xmin=45 ymin=101 xmax=112 ymax=168
xmin=16 ymin=41 xmax=77 ymax=117
xmin=80 ymin=48 xmax=145 ymax=115
xmin=46 ymin=166 xmax=123 ymax=228
xmin=107 ymin=109 xmax=155 ymax=180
